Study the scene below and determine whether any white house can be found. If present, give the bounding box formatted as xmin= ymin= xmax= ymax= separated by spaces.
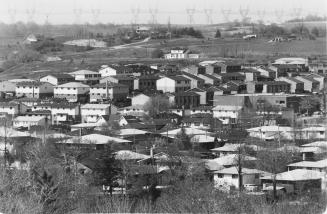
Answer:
xmin=164 ymin=49 xmax=199 ymax=59
xmin=16 ymin=82 xmax=54 ymax=99
xmin=40 ymin=74 xmax=75 ymax=86
xmin=69 ymin=70 xmax=101 ymax=85
xmin=131 ymin=93 xmax=151 ymax=107
xmin=287 ymin=159 xmax=327 ymax=172
xmin=0 ymin=102 xmax=27 ymax=118
xmin=54 ymin=82 xmax=90 ymax=102
xmin=214 ymin=167 xmax=268 ymax=191
xmin=211 ymin=144 xmax=243 ymax=157
xmin=294 ymin=76 xmax=320 ymax=92
xmin=98 ymin=65 xmax=119 ymax=77
xmin=58 ymin=134 xmax=131 ymax=146
xmin=89 ymin=82 xmax=129 ymax=102
xmin=212 ymin=105 xmax=243 ymax=125
xmin=13 ymin=116 xmax=46 ymax=129
xmin=81 ymin=103 xmax=117 ymax=123
xmin=156 ymin=76 xmax=191 ymax=93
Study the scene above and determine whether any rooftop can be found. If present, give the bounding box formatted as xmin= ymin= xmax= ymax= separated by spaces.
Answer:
xmin=13 ymin=115 xmax=45 ymax=122
xmin=288 ymin=159 xmax=327 ymax=168
xmin=69 ymin=70 xmax=98 ymax=75
xmin=261 ymin=169 xmax=324 ymax=181
xmin=56 ymin=82 xmax=90 ymax=88
xmin=216 ymin=167 xmax=269 ymax=175
xmin=42 ymin=73 xmax=74 ymax=79
xmin=81 ymin=103 xmax=111 ymax=109
xmin=58 ymin=134 xmax=131 ymax=144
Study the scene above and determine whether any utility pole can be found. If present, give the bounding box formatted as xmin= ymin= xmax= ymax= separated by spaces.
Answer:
xmin=186 ymin=8 xmax=196 ymax=25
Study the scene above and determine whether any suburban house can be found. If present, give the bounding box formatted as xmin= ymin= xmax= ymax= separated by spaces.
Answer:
xmin=260 ymin=81 xmax=291 ymax=93
xmin=306 ymin=73 xmax=325 ymax=90
xmin=186 ymin=88 xmax=207 ymax=105
xmin=31 ymin=102 xmax=80 ymax=125
xmin=260 ymin=169 xmax=324 ymax=193
xmin=212 ymin=105 xmax=243 ymax=125
xmin=69 ymin=70 xmax=101 ymax=85
xmin=13 ymin=115 xmax=46 ymax=129
xmin=198 ymin=74 xmax=220 ymax=85
xmin=156 ymin=76 xmax=191 ymax=93
xmin=0 ymin=102 xmax=27 ymax=118
xmin=277 ymin=77 xmax=304 ymax=93
xmin=181 ymin=72 xmax=205 ymax=89
xmin=80 ymin=103 xmax=117 ymax=123
xmin=181 ymin=65 xmax=205 ymax=76
xmin=15 ymin=81 xmax=54 ymax=99
xmin=164 ymin=49 xmax=199 ymax=59
xmin=287 ymin=159 xmax=327 ymax=172
xmin=54 ymin=82 xmax=90 ymax=103
xmin=98 ymin=65 xmax=133 ymax=77
xmin=174 ymin=92 xmax=200 ymax=109
xmin=294 ymin=76 xmax=320 ymax=93
xmin=213 ymin=167 xmax=268 ymax=191
xmin=89 ymin=82 xmax=129 ymax=102
xmin=101 ymin=75 xmax=134 ymax=92
xmin=134 ymin=75 xmax=159 ymax=91
xmin=40 ymin=74 xmax=75 ymax=86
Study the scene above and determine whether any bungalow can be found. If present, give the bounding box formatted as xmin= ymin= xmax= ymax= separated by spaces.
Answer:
xmin=69 ymin=70 xmax=101 ymax=85
xmin=174 ymin=92 xmax=200 ymax=109
xmin=40 ymin=74 xmax=75 ymax=86
xmin=294 ymin=76 xmax=320 ymax=93
xmin=16 ymin=81 xmax=54 ymax=99
xmin=100 ymin=75 xmax=134 ymax=92
xmin=13 ymin=115 xmax=46 ymax=129
xmin=277 ymin=77 xmax=304 ymax=93
xmin=156 ymin=76 xmax=191 ymax=93
xmin=81 ymin=103 xmax=117 ymax=123
xmin=54 ymin=82 xmax=90 ymax=103
xmin=181 ymin=72 xmax=205 ymax=89
xmin=260 ymin=169 xmax=324 ymax=193
xmin=89 ymin=82 xmax=129 ymax=102
xmin=212 ymin=105 xmax=243 ymax=125
xmin=0 ymin=102 xmax=27 ymax=118
xmin=214 ymin=167 xmax=267 ymax=191
xmin=287 ymin=159 xmax=327 ymax=172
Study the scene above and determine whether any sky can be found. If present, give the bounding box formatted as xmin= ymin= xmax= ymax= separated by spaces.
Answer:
xmin=0 ymin=0 xmax=326 ymax=25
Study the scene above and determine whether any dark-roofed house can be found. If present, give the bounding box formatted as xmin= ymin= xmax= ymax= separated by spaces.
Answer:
xmin=181 ymin=64 xmax=205 ymax=76
xmin=294 ymin=76 xmax=320 ymax=93
xmin=181 ymin=72 xmax=205 ymax=89
xmin=89 ymin=82 xmax=129 ymax=102
xmin=187 ymin=88 xmax=207 ymax=105
xmin=134 ymin=75 xmax=159 ymax=91
xmin=40 ymin=74 xmax=75 ymax=86
xmin=278 ymin=77 xmax=304 ymax=93
xmin=198 ymin=74 xmax=220 ymax=85
xmin=16 ymin=82 xmax=54 ymax=99
xmin=215 ymin=73 xmax=245 ymax=83
xmin=100 ymin=75 xmax=134 ymax=92
xmin=261 ymin=81 xmax=291 ymax=93
xmin=156 ymin=76 xmax=191 ymax=93
xmin=174 ymin=92 xmax=200 ymax=109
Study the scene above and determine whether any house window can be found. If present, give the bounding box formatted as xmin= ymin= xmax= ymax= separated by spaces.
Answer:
xmin=232 ymin=174 xmax=238 ymax=179
xmin=320 ymin=131 xmax=324 ymax=135
xmin=217 ymin=174 xmax=224 ymax=178
xmin=254 ymin=174 xmax=259 ymax=179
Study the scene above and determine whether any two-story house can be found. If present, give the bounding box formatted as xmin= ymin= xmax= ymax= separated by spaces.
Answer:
xmin=100 ymin=75 xmax=134 ymax=92
xmin=174 ymin=92 xmax=200 ymax=109
xmin=181 ymin=72 xmax=205 ymax=89
xmin=198 ymin=74 xmax=220 ymax=85
xmin=16 ymin=81 xmax=54 ymax=99
xmin=81 ymin=103 xmax=117 ymax=123
xmin=40 ymin=73 xmax=75 ymax=86
xmin=261 ymin=81 xmax=291 ymax=93
xmin=134 ymin=75 xmax=159 ymax=91
xmin=89 ymin=82 xmax=129 ymax=102
xmin=156 ymin=76 xmax=191 ymax=93
xmin=54 ymin=82 xmax=90 ymax=102
xmin=294 ymin=76 xmax=320 ymax=93
xmin=13 ymin=115 xmax=46 ymax=130
xmin=277 ymin=77 xmax=304 ymax=93
xmin=69 ymin=70 xmax=101 ymax=85
xmin=212 ymin=104 xmax=243 ymax=125
xmin=0 ymin=102 xmax=28 ymax=118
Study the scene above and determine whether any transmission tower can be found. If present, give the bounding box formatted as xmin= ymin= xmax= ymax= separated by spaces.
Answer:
xmin=186 ymin=8 xmax=196 ymax=25
xmin=204 ymin=9 xmax=213 ymax=25
xmin=131 ymin=7 xmax=140 ymax=25
xmin=239 ymin=6 xmax=250 ymax=24
xmin=91 ymin=9 xmax=101 ymax=24
xmin=275 ymin=10 xmax=284 ymax=23
xmin=257 ymin=10 xmax=266 ymax=23
xmin=8 ymin=8 xmax=16 ymax=24
xmin=26 ymin=8 xmax=36 ymax=23
xmin=149 ymin=8 xmax=158 ymax=25
xmin=221 ymin=9 xmax=231 ymax=23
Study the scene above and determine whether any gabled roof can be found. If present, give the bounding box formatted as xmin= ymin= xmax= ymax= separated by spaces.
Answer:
xmin=81 ymin=103 xmax=111 ymax=109
xmin=69 ymin=70 xmax=98 ymax=75
xmin=16 ymin=81 xmax=49 ymax=87
xmin=91 ymin=82 xmax=127 ymax=88
xmin=287 ymin=159 xmax=327 ymax=168
xmin=281 ymin=77 xmax=303 ymax=84
xmin=42 ymin=73 xmax=74 ymax=79
xmin=181 ymin=72 xmax=204 ymax=82
xmin=212 ymin=105 xmax=243 ymax=111
xmin=207 ymin=154 xmax=256 ymax=167
xmin=211 ymin=143 xmax=243 ymax=152
xmin=13 ymin=115 xmax=45 ymax=122
xmin=187 ymin=88 xmax=206 ymax=93
xmin=118 ymin=128 xmax=150 ymax=136
xmin=165 ymin=75 xmax=190 ymax=81
xmin=260 ymin=169 xmax=324 ymax=181
xmin=106 ymin=75 xmax=134 ymax=81
xmin=115 ymin=150 xmax=150 ymax=160
xmin=175 ymin=91 xmax=200 ymax=97
xmin=56 ymin=82 xmax=90 ymax=88
xmin=296 ymin=76 xmax=319 ymax=83
xmin=216 ymin=167 xmax=269 ymax=175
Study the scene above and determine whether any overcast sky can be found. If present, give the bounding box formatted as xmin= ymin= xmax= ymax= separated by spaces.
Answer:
xmin=0 ymin=0 xmax=326 ymax=24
